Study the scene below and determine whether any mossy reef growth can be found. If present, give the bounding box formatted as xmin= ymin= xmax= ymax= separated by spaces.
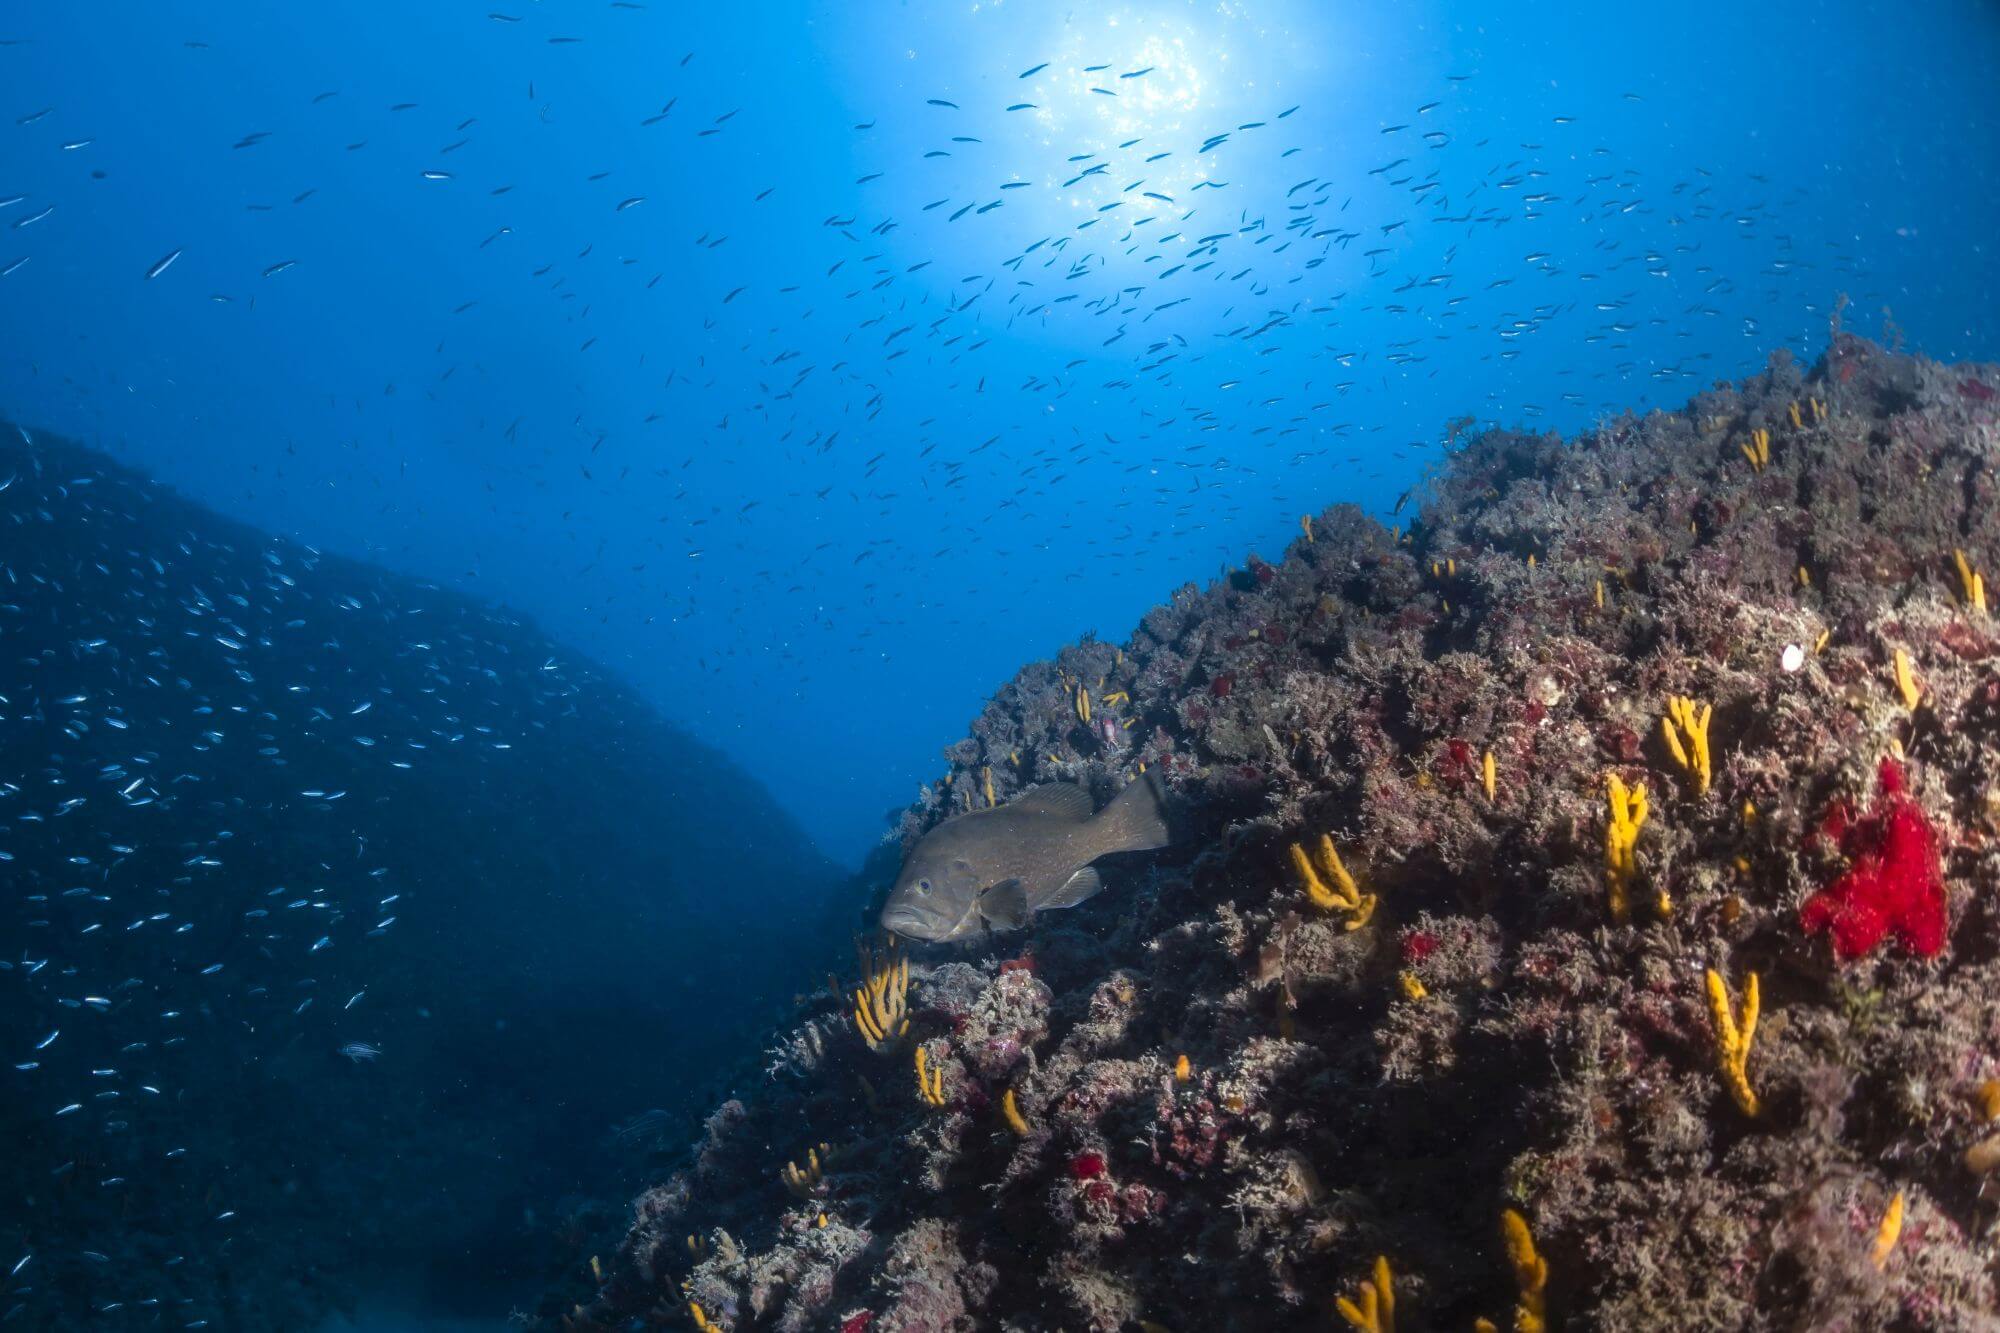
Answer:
xmin=543 ymin=334 xmax=2000 ymax=1332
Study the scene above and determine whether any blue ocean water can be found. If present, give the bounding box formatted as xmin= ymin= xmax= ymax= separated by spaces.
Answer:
xmin=2 ymin=1 xmax=1995 ymax=1327
xmin=6 ymin=0 xmax=1993 ymax=863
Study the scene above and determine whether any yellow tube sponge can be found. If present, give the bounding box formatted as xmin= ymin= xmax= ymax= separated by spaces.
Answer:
xmin=1603 ymin=774 xmax=1650 ymax=924
xmin=1872 ymin=1190 xmax=1904 ymax=1270
xmin=1287 ymin=834 xmax=1376 ymax=929
xmin=1704 ymin=966 xmax=1761 ymax=1118
xmin=1660 ymin=695 xmax=1713 ymax=797
xmin=851 ymin=939 xmax=910 ymax=1055
xmin=1893 ymin=647 xmax=1922 ymax=711
xmin=1956 ymin=549 xmax=1988 ymax=614
xmin=915 ymin=1043 xmax=947 ymax=1108
xmin=1500 ymin=1208 xmax=1549 ymax=1333
xmin=1335 ymin=1255 xmax=1395 ymax=1333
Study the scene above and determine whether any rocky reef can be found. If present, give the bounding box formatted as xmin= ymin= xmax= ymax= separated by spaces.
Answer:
xmin=543 ymin=331 xmax=2000 ymax=1331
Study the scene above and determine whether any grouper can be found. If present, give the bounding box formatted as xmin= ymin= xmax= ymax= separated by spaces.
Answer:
xmin=880 ymin=772 xmax=1171 ymax=942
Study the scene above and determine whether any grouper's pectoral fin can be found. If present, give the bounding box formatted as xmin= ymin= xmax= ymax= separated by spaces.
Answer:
xmin=1038 ymin=866 xmax=1102 ymax=911
xmin=976 ymin=879 xmax=1032 ymax=931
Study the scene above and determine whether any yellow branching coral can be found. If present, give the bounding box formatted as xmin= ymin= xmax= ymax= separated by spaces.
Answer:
xmin=1397 ymin=971 xmax=1427 ymax=1001
xmin=1893 ymin=647 xmax=1922 ymax=711
xmin=983 ymin=765 xmax=996 ymax=808
xmin=781 ymin=1143 xmax=831 ymax=1199
xmin=1872 ymin=1190 xmax=1905 ymax=1270
xmin=1956 ymin=549 xmax=1988 ymax=614
xmin=1500 ymin=1208 xmax=1549 ymax=1333
xmin=1660 ymin=695 xmax=1713 ymax=797
xmin=1603 ymin=773 xmax=1651 ymax=924
xmin=689 ymin=1300 xmax=720 ymax=1332
xmin=851 ymin=939 xmax=910 ymax=1055
xmin=1301 ymin=514 xmax=1315 ymax=543
xmin=914 ymin=1043 xmax=947 ymax=1107
xmin=1335 ymin=1255 xmax=1395 ymax=1333
xmin=1001 ymin=1086 xmax=1030 ymax=1134
xmin=1173 ymin=1053 xmax=1192 ymax=1082
xmin=1482 ymin=749 xmax=1498 ymax=802
xmin=1705 ymin=966 xmax=1761 ymax=1118
xmin=1075 ymin=682 xmax=1092 ymax=724
xmin=1810 ymin=396 xmax=1828 ymax=423
xmin=1288 ymin=833 xmax=1376 ymax=929
xmin=1789 ymin=400 xmax=1803 ymax=430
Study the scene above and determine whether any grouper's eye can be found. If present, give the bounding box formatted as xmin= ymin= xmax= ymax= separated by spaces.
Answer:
xmin=917 ymin=878 xmax=933 ymax=895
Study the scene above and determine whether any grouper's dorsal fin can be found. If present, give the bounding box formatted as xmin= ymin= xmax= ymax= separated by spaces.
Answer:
xmin=1007 ymin=783 xmax=1094 ymax=820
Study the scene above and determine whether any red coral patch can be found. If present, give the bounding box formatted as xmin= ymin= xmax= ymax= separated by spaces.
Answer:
xmin=1069 ymin=1151 xmax=1107 ymax=1181
xmin=1800 ymin=759 xmax=1947 ymax=960
xmin=1401 ymin=930 xmax=1440 ymax=965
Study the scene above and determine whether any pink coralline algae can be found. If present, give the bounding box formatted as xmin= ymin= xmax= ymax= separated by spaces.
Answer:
xmin=1800 ymin=759 xmax=1948 ymax=960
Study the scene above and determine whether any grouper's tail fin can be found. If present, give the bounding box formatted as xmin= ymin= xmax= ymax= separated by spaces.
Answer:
xmin=1095 ymin=769 xmax=1171 ymax=853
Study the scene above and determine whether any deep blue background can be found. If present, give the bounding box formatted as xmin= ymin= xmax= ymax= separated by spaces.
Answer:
xmin=3 ymin=0 xmax=1995 ymax=864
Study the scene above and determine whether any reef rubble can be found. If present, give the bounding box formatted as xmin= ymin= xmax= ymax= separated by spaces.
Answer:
xmin=541 ymin=332 xmax=2000 ymax=1331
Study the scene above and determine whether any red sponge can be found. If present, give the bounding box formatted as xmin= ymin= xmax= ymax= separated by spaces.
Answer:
xmin=1800 ymin=759 xmax=1947 ymax=959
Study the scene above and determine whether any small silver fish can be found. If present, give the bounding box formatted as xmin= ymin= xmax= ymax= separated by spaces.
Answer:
xmin=338 ymin=1042 xmax=381 ymax=1062
xmin=881 ymin=773 xmax=1169 ymax=942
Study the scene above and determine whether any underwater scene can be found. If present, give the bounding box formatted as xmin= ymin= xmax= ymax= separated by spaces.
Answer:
xmin=2 ymin=1 xmax=1998 ymax=1329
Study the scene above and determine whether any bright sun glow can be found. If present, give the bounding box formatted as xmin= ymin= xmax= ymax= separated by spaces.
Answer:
xmin=1020 ymin=10 xmax=1230 ymax=216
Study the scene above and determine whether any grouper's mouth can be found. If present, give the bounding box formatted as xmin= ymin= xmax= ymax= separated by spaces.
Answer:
xmin=881 ymin=902 xmax=940 ymax=941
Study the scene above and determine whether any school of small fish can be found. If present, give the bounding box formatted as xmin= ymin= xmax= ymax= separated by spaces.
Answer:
xmin=0 ymin=3 xmax=1921 ymax=1322
xmin=0 ymin=3 xmax=1880 ymax=860
xmin=0 ymin=430 xmax=582 ymax=1326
